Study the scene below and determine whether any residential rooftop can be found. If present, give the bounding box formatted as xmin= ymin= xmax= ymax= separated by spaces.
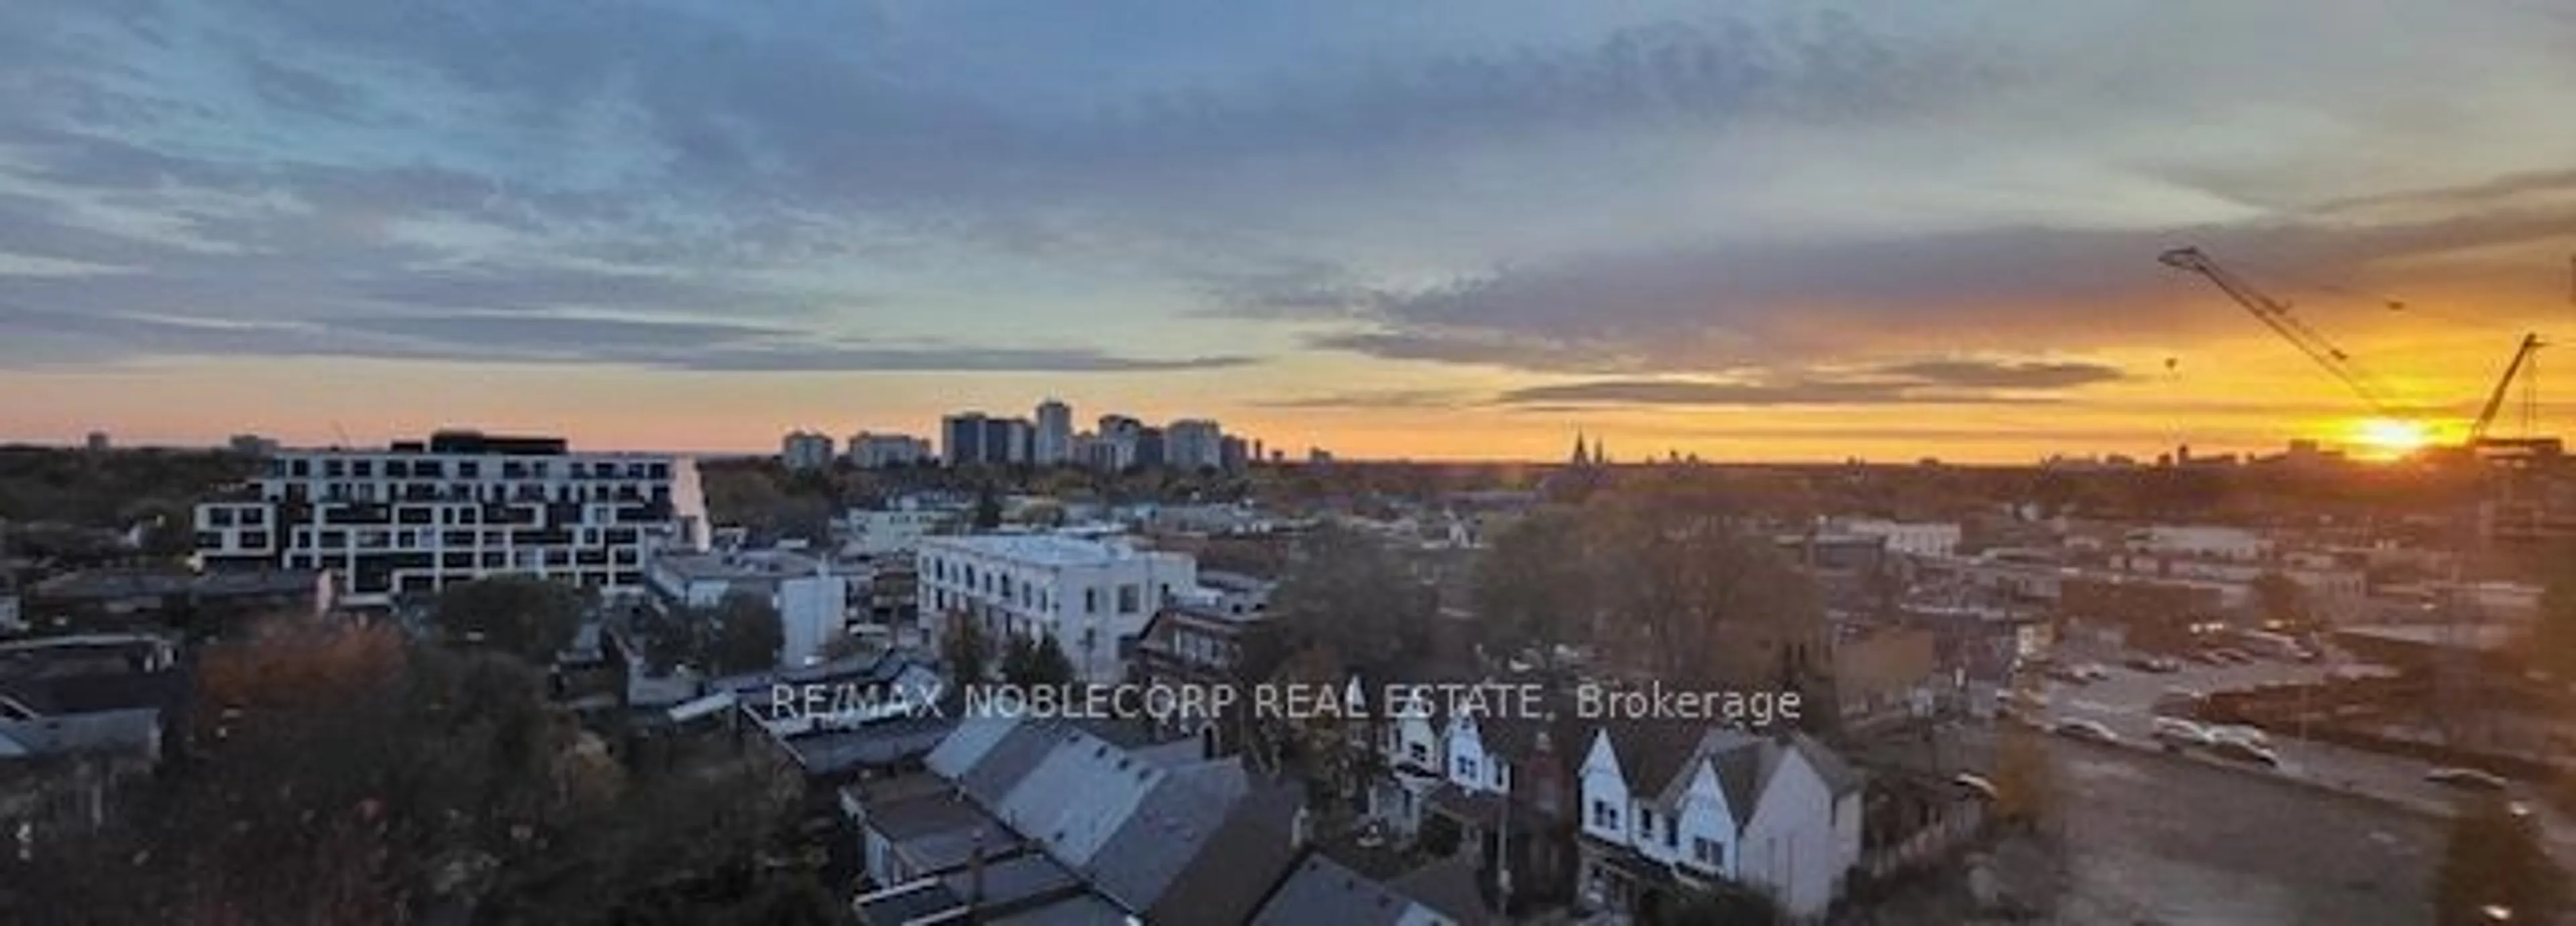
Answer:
xmin=32 ymin=568 xmax=324 ymax=601
xmin=919 ymin=533 xmax=1175 ymax=568
xmin=651 ymin=548 xmax=826 ymax=582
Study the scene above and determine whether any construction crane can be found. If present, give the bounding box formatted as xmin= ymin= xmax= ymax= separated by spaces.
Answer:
xmin=2157 ymin=246 xmax=2402 ymax=418
xmin=2467 ymin=332 xmax=2545 ymax=445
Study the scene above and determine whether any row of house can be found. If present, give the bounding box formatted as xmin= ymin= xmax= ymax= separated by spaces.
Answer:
xmin=845 ymin=713 xmax=1494 ymax=925
xmin=1357 ymin=686 xmax=1867 ymax=921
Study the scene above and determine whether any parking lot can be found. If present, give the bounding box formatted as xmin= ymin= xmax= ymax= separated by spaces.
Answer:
xmin=1864 ymin=726 xmax=2443 ymax=925
xmin=2029 ymin=652 xmax=2576 ymax=863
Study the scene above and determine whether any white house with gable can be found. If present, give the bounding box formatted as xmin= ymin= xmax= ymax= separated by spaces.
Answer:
xmin=1576 ymin=723 xmax=1864 ymax=922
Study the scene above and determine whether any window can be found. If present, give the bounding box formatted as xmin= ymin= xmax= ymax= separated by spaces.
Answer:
xmin=239 ymin=531 xmax=269 ymax=548
xmin=194 ymin=531 xmax=223 ymax=549
xmin=241 ymin=508 xmax=264 ymax=526
xmin=209 ymin=509 xmax=236 ymax=527
xmin=1083 ymin=588 xmax=1098 ymax=613
xmin=1693 ymin=837 xmax=1723 ymax=868
xmin=352 ymin=460 xmax=373 ymax=478
xmin=1591 ymin=800 xmax=1619 ymax=829
xmin=290 ymin=458 xmax=311 ymax=478
xmin=458 ymin=461 xmax=480 ymax=479
xmin=1456 ymin=756 xmax=1479 ymax=781
xmin=1408 ymin=742 xmax=1430 ymax=766
xmin=323 ymin=460 xmax=345 ymax=478
xmin=1117 ymin=584 xmax=1140 ymax=614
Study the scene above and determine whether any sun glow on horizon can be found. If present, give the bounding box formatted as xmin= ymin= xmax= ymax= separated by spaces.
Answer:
xmin=2349 ymin=417 xmax=2434 ymax=460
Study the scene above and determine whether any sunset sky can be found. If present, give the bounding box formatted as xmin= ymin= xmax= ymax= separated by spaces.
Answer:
xmin=4 ymin=1 xmax=2575 ymax=462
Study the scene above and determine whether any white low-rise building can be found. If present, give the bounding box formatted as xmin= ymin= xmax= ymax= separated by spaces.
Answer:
xmin=916 ymin=533 xmax=1197 ymax=682
xmin=837 ymin=503 xmax=959 ymax=558
xmin=2129 ymin=525 xmax=2268 ymax=562
xmin=648 ymin=548 xmax=849 ymax=669
xmin=1833 ymin=519 xmax=1962 ymax=558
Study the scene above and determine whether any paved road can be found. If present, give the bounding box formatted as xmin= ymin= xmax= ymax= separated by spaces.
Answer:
xmin=2033 ymin=656 xmax=2576 ymax=863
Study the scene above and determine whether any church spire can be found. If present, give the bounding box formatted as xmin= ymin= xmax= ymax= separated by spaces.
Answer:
xmin=1572 ymin=431 xmax=1590 ymax=468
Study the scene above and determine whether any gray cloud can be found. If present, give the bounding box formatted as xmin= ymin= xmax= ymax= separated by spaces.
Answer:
xmin=1495 ymin=378 xmax=2060 ymax=407
xmin=673 ymin=346 xmax=1255 ymax=374
xmin=0 ymin=297 xmax=1254 ymax=373
xmin=3 ymin=0 xmax=2573 ymax=397
xmin=1295 ymin=192 xmax=2576 ymax=374
xmin=1247 ymin=389 xmax=1473 ymax=410
xmin=1870 ymin=358 xmax=2125 ymax=389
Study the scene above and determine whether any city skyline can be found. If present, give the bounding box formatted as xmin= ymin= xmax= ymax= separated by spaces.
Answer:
xmin=5 ymin=2 xmax=2576 ymax=462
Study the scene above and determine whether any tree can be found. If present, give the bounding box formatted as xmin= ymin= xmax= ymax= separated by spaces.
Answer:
xmin=633 ymin=593 xmax=786 ymax=676
xmin=703 ymin=592 xmax=786 ymax=675
xmin=1000 ymin=633 xmax=1077 ymax=686
xmin=1270 ymin=524 xmax=1436 ymax=675
xmin=971 ymin=484 xmax=1004 ymax=530
xmin=2436 ymin=795 xmax=2564 ymax=925
xmin=944 ymin=613 xmax=992 ymax=684
xmin=0 ymin=616 xmax=831 ymax=925
xmin=1583 ymin=482 xmax=1825 ymax=690
xmin=1472 ymin=508 xmax=1595 ymax=674
xmin=432 ymin=574 xmax=586 ymax=665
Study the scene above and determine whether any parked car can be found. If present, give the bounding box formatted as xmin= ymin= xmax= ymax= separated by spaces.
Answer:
xmin=2053 ymin=719 xmax=2120 ymax=743
xmin=1953 ymin=772 xmax=1999 ymax=800
xmin=2127 ymin=655 xmax=2183 ymax=674
xmin=2187 ymin=650 xmax=2229 ymax=666
xmin=2000 ymin=688 xmax=2049 ymax=711
xmin=2210 ymin=739 xmax=2281 ymax=768
xmin=2210 ymin=725 xmax=2271 ymax=750
xmin=2425 ymin=767 xmax=2511 ymax=792
xmin=2073 ymin=662 xmax=2112 ymax=682
xmin=2152 ymin=717 xmax=2217 ymax=751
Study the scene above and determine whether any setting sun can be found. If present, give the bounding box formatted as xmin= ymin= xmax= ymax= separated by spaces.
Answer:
xmin=2349 ymin=417 xmax=2433 ymax=459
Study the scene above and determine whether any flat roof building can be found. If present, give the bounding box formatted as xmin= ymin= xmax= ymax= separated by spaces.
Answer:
xmin=916 ymin=533 xmax=1196 ymax=683
xmin=193 ymin=430 xmax=709 ymax=607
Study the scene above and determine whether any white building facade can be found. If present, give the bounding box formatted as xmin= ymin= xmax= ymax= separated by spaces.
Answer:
xmin=193 ymin=431 xmax=710 ymax=607
xmin=915 ymin=533 xmax=1197 ymax=682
